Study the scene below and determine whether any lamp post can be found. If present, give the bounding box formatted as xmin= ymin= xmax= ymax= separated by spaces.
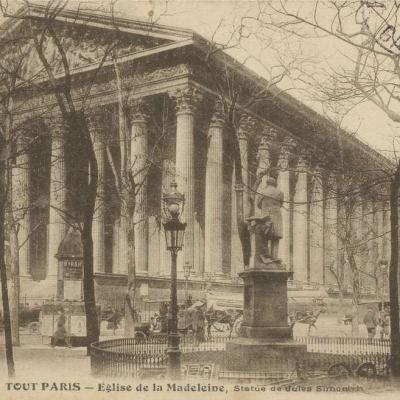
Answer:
xmin=162 ymin=181 xmax=186 ymax=380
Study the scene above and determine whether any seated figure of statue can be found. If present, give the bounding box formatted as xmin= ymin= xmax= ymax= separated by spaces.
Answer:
xmin=253 ymin=174 xmax=284 ymax=262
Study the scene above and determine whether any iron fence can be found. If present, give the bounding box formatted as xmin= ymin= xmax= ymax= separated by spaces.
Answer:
xmin=90 ymin=334 xmax=392 ymax=378
xmin=294 ymin=336 xmax=391 ymax=355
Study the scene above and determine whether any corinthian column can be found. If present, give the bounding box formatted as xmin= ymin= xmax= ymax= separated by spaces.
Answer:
xmin=204 ymin=102 xmax=224 ymax=276
xmin=171 ymin=87 xmax=202 ymax=273
xmin=12 ymin=138 xmax=31 ymax=278
xmin=238 ymin=114 xmax=256 ymax=218
xmin=257 ymin=127 xmax=278 ymax=177
xmin=47 ymin=115 xmax=67 ymax=280
xmin=362 ymin=199 xmax=374 ymax=291
xmin=292 ymin=158 xmax=308 ymax=284
xmin=382 ymin=202 xmax=389 ymax=262
xmin=128 ymin=99 xmax=150 ymax=275
xmin=88 ymin=109 xmax=105 ymax=274
xmin=256 ymin=137 xmax=269 ymax=177
xmin=231 ymin=170 xmax=243 ymax=275
xmin=324 ymin=175 xmax=338 ymax=286
xmin=309 ymin=167 xmax=324 ymax=284
xmin=277 ymin=138 xmax=294 ymax=269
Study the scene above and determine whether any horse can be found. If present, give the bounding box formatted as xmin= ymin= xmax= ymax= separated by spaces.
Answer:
xmin=290 ymin=307 xmax=326 ymax=335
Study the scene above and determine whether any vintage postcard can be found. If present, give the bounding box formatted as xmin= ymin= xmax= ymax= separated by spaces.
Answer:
xmin=0 ymin=0 xmax=400 ymax=399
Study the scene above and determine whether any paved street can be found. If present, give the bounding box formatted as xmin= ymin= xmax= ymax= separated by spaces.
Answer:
xmin=293 ymin=314 xmax=376 ymax=338
xmin=0 ymin=313 xmax=386 ymax=381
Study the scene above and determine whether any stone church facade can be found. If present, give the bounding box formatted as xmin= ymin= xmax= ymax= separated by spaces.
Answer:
xmin=3 ymin=5 xmax=391 ymax=308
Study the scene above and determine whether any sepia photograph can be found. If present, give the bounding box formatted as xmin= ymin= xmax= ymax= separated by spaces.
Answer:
xmin=0 ymin=0 xmax=400 ymax=398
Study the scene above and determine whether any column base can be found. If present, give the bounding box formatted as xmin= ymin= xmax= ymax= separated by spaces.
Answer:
xmin=239 ymin=324 xmax=292 ymax=340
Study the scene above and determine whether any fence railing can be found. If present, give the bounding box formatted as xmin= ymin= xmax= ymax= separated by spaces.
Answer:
xmin=294 ymin=336 xmax=391 ymax=355
xmin=90 ymin=334 xmax=392 ymax=378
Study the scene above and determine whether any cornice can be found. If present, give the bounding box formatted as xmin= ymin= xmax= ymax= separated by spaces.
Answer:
xmin=7 ymin=3 xmax=194 ymax=42
xmin=0 ymin=6 xmax=390 ymax=173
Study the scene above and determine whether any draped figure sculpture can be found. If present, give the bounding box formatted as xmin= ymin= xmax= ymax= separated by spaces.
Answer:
xmin=250 ymin=174 xmax=284 ymax=264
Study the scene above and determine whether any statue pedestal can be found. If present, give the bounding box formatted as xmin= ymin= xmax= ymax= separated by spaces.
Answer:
xmin=226 ymin=261 xmax=306 ymax=372
xmin=226 ymin=338 xmax=306 ymax=372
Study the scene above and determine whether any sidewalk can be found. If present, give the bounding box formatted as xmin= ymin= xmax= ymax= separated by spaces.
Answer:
xmin=0 ymin=345 xmax=90 ymax=380
xmin=0 ymin=325 xmax=128 ymax=380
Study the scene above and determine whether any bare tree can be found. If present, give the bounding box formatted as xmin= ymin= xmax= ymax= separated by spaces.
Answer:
xmin=0 ymin=0 xmax=127 ymax=354
xmin=0 ymin=112 xmax=15 ymax=378
xmin=105 ymin=57 xmax=160 ymax=335
xmin=0 ymin=39 xmax=37 ymax=376
xmin=220 ymin=0 xmax=400 ymax=375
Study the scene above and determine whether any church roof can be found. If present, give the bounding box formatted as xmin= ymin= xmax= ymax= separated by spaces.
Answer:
xmin=2 ymin=2 xmax=195 ymax=42
xmin=0 ymin=3 xmax=392 ymax=169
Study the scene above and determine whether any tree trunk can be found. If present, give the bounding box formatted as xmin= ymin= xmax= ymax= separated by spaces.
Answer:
xmin=9 ymin=227 xmax=19 ymax=345
xmin=226 ymin=121 xmax=251 ymax=266
xmin=124 ymin=212 xmax=137 ymax=337
xmin=0 ymin=162 xmax=15 ymax=377
xmin=389 ymin=176 xmax=400 ymax=376
xmin=235 ymin=188 xmax=251 ymax=266
xmin=82 ymin=223 xmax=99 ymax=355
xmin=351 ymin=304 xmax=359 ymax=336
xmin=336 ymin=288 xmax=345 ymax=324
xmin=75 ymin=113 xmax=99 ymax=355
xmin=350 ymin=256 xmax=360 ymax=336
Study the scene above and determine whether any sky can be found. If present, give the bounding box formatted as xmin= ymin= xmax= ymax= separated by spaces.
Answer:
xmin=5 ymin=0 xmax=400 ymax=159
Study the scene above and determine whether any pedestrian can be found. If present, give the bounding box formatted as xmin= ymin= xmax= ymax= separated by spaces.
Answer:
xmin=380 ymin=305 xmax=390 ymax=339
xmin=51 ymin=313 xmax=71 ymax=348
xmin=108 ymin=309 xmax=121 ymax=335
xmin=193 ymin=305 xmax=206 ymax=343
xmin=363 ymin=307 xmax=378 ymax=339
xmin=159 ymin=303 xmax=168 ymax=333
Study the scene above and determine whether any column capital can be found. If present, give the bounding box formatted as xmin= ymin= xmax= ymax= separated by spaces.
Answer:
xmin=170 ymin=86 xmax=202 ymax=114
xmin=258 ymin=136 xmax=269 ymax=151
xmin=280 ymin=136 xmax=297 ymax=159
xmin=310 ymin=164 xmax=324 ymax=180
xmin=126 ymin=98 xmax=149 ymax=123
xmin=238 ymin=113 xmax=256 ymax=140
xmin=262 ymin=125 xmax=279 ymax=144
xmin=296 ymin=156 xmax=310 ymax=172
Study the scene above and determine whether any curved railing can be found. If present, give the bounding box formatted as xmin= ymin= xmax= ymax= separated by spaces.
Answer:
xmin=90 ymin=335 xmax=391 ymax=378
xmin=90 ymin=333 xmax=229 ymax=377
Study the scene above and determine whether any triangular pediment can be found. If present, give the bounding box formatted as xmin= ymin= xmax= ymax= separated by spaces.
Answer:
xmin=5 ymin=3 xmax=193 ymax=42
xmin=0 ymin=3 xmax=194 ymax=79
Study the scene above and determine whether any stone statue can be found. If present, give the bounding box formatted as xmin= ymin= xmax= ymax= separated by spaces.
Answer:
xmin=249 ymin=174 xmax=283 ymax=264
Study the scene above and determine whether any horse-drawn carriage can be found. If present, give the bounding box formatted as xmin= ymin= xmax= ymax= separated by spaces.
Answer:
xmin=132 ymin=285 xmax=328 ymax=341
xmin=133 ymin=295 xmax=243 ymax=341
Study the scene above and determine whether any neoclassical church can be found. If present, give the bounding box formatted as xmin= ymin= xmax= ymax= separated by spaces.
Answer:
xmin=2 ymin=4 xmax=392 ymax=308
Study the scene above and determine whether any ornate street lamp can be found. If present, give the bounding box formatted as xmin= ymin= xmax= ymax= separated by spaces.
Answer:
xmin=162 ymin=181 xmax=186 ymax=380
